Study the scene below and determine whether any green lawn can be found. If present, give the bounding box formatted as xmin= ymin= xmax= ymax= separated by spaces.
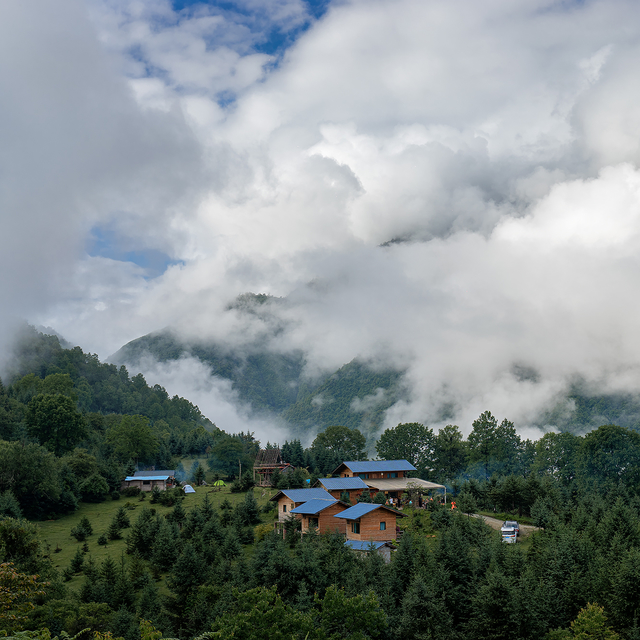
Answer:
xmin=36 ymin=484 xmax=278 ymax=590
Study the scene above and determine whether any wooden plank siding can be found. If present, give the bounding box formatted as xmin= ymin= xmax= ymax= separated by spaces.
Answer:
xmin=345 ymin=511 xmax=397 ymax=542
xmin=299 ymin=503 xmax=348 ymax=535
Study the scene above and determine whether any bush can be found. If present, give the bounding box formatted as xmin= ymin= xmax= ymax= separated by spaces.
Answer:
xmin=111 ymin=491 xmax=121 ymax=501
xmin=71 ymin=515 xmax=93 ymax=541
xmin=121 ymin=487 xmax=141 ymax=498
xmin=254 ymin=522 xmax=273 ymax=543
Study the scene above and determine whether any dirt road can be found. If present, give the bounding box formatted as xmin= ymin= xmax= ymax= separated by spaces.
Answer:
xmin=472 ymin=514 xmax=538 ymax=537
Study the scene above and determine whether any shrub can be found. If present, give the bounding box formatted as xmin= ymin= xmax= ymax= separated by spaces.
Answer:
xmin=121 ymin=487 xmax=141 ymax=498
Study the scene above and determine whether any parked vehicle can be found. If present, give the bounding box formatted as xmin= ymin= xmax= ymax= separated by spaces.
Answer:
xmin=501 ymin=520 xmax=519 ymax=536
xmin=502 ymin=530 xmax=517 ymax=543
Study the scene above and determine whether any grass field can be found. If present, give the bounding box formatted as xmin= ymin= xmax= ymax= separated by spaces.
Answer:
xmin=36 ymin=484 xmax=279 ymax=591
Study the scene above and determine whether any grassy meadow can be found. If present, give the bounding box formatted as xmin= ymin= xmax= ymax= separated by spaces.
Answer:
xmin=37 ymin=483 xmax=279 ymax=591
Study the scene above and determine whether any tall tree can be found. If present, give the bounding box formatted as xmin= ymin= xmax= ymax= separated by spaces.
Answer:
xmin=106 ymin=415 xmax=159 ymax=464
xmin=311 ymin=425 xmax=367 ymax=464
xmin=375 ymin=422 xmax=434 ymax=472
xmin=25 ymin=393 xmax=86 ymax=457
xmin=433 ymin=425 xmax=467 ymax=481
xmin=467 ymin=412 xmax=520 ymax=479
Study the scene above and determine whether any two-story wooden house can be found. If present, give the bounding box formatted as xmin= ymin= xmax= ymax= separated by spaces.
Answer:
xmin=270 ymin=488 xmax=334 ymax=521
xmin=331 ymin=460 xmax=446 ymax=502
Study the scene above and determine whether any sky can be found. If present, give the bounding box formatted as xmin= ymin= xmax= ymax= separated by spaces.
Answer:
xmin=4 ymin=0 xmax=640 ymax=441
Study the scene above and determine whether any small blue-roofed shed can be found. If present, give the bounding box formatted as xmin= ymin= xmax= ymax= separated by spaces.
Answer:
xmin=344 ymin=539 xmax=396 ymax=563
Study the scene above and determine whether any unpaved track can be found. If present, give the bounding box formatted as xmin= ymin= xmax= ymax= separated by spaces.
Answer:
xmin=472 ymin=514 xmax=538 ymax=537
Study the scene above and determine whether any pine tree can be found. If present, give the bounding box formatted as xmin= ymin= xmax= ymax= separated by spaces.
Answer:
xmin=167 ymin=499 xmax=186 ymax=527
xmin=151 ymin=520 xmax=181 ymax=572
xmin=69 ymin=547 xmax=84 ymax=573
xmin=114 ymin=505 xmax=131 ymax=529
xmin=137 ymin=576 xmax=162 ymax=622
xmin=167 ymin=542 xmax=208 ymax=598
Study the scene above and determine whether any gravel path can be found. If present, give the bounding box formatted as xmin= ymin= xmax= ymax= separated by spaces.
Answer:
xmin=472 ymin=514 xmax=538 ymax=537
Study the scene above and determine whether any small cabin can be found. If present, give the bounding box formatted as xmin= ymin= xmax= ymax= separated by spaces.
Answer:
xmin=290 ymin=499 xmax=349 ymax=534
xmin=121 ymin=470 xmax=176 ymax=493
xmin=315 ymin=476 xmax=369 ymax=503
xmin=270 ymin=488 xmax=334 ymax=522
xmin=334 ymin=502 xmax=407 ymax=542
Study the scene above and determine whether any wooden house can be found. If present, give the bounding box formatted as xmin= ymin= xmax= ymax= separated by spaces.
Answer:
xmin=121 ymin=470 xmax=176 ymax=492
xmin=332 ymin=460 xmax=416 ymax=480
xmin=253 ymin=448 xmax=294 ymax=486
xmin=270 ymin=488 xmax=334 ymax=522
xmin=332 ymin=460 xmax=446 ymax=502
xmin=314 ymin=476 xmax=369 ymax=503
xmin=290 ymin=499 xmax=349 ymax=534
xmin=333 ymin=502 xmax=407 ymax=542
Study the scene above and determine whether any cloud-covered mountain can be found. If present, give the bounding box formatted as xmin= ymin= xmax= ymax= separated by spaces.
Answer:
xmin=5 ymin=1 xmax=640 ymax=441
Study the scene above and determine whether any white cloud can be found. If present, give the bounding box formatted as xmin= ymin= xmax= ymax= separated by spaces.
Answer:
xmin=4 ymin=0 xmax=640 ymax=442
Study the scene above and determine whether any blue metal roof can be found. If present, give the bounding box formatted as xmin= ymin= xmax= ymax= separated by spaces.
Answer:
xmin=124 ymin=475 xmax=173 ymax=482
xmin=341 ymin=460 xmax=417 ymax=473
xmin=333 ymin=503 xmax=382 ymax=520
xmin=132 ymin=470 xmax=175 ymax=477
xmin=345 ymin=540 xmax=387 ymax=551
xmin=290 ymin=499 xmax=338 ymax=515
xmin=318 ymin=477 xmax=369 ymax=490
xmin=273 ymin=488 xmax=334 ymax=502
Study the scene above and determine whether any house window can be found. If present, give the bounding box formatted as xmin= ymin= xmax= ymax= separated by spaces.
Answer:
xmin=283 ymin=504 xmax=287 ymax=512
xmin=309 ymin=518 xmax=319 ymax=528
xmin=390 ymin=472 xmax=397 ymax=478
xmin=380 ymin=522 xmax=386 ymax=531
xmin=352 ymin=521 xmax=360 ymax=534
xmin=143 ymin=480 xmax=150 ymax=485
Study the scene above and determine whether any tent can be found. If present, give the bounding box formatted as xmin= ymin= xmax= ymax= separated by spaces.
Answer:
xmin=183 ymin=484 xmax=196 ymax=494
xmin=213 ymin=479 xmax=226 ymax=486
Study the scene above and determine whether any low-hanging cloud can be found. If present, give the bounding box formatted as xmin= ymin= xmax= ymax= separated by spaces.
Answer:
xmin=2 ymin=0 xmax=640 ymax=440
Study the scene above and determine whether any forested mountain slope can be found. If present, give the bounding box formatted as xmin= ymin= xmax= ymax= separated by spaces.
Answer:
xmin=112 ymin=328 xmax=406 ymax=443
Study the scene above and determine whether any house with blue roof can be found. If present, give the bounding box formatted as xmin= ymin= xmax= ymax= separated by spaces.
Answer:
xmin=334 ymin=502 xmax=407 ymax=542
xmin=290 ymin=498 xmax=350 ymax=534
xmin=331 ymin=460 xmax=446 ymax=503
xmin=121 ymin=470 xmax=176 ymax=492
xmin=269 ymin=487 xmax=334 ymax=522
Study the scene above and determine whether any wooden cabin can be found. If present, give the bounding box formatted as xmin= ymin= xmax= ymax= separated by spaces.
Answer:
xmin=332 ymin=460 xmax=416 ymax=480
xmin=331 ymin=460 xmax=446 ymax=503
xmin=121 ymin=470 xmax=176 ymax=492
xmin=290 ymin=499 xmax=349 ymax=534
xmin=270 ymin=488 xmax=334 ymax=522
xmin=333 ymin=502 xmax=407 ymax=542
xmin=253 ymin=448 xmax=294 ymax=486
xmin=315 ymin=476 xmax=369 ymax=503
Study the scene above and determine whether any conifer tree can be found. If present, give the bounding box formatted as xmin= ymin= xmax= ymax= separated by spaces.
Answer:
xmin=167 ymin=542 xmax=208 ymax=598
